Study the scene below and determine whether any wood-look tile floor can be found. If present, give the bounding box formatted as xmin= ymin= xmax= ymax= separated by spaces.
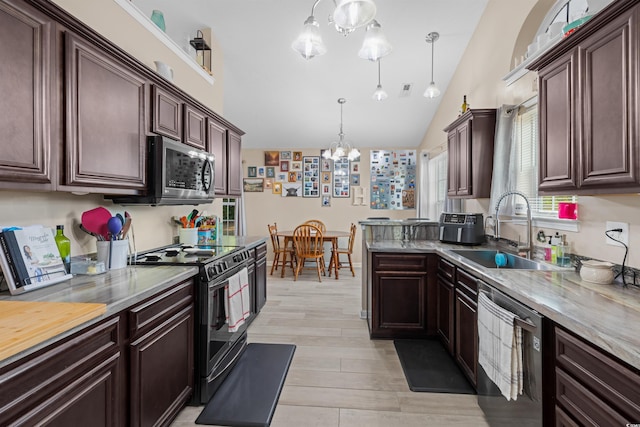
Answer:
xmin=171 ymin=267 xmax=489 ymax=427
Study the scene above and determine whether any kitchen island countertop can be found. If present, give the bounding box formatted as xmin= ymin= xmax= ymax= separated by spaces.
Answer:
xmin=368 ymin=240 xmax=640 ymax=370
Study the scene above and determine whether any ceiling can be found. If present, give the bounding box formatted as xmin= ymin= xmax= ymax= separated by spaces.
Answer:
xmin=131 ymin=0 xmax=489 ymax=150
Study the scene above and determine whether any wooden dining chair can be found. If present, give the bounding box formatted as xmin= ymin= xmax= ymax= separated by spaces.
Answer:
xmin=328 ymin=223 xmax=357 ymax=277
xmin=268 ymin=223 xmax=295 ymax=276
xmin=303 ymin=219 xmax=326 ymax=234
xmin=292 ymin=224 xmax=325 ymax=282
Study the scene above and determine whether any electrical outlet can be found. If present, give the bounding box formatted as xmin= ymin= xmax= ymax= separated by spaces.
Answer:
xmin=605 ymin=221 xmax=629 ymax=247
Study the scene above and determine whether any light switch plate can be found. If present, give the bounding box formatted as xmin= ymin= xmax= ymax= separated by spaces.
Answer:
xmin=605 ymin=221 xmax=629 ymax=247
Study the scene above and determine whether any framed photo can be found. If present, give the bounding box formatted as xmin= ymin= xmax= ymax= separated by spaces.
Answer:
xmin=293 ymin=151 xmax=302 ymax=161
xmin=322 ymin=183 xmax=331 ymax=195
xmin=321 ymin=157 xmax=332 ymax=172
xmin=333 ymin=157 xmax=350 ymax=198
xmin=280 ymin=160 xmax=289 ymax=172
xmin=321 ymin=195 xmax=331 ymax=207
xmin=288 ymin=171 xmax=297 ymax=182
xmin=266 ymin=166 xmax=275 ymax=178
xmin=272 ymin=182 xmax=282 ymax=195
xmin=264 ymin=178 xmax=273 ymax=190
xmin=351 ymin=162 xmax=360 ymax=173
xmin=291 ymin=161 xmax=302 ymax=171
xmin=243 ymin=178 xmax=263 ymax=192
xmin=276 ymin=173 xmax=287 ymax=182
xmin=321 ymin=171 xmax=331 ymax=183
xmin=302 ymin=156 xmax=320 ymax=197
xmin=280 ymin=151 xmax=292 ymax=160
xmin=257 ymin=166 xmax=265 ymax=177
xmin=247 ymin=166 xmax=257 ymax=177
xmin=281 ymin=182 xmax=302 ymax=197
xmin=264 ymin=150 xmax=279 ymax=166
xmin=351 ymin=173 xmax=360 ymax=186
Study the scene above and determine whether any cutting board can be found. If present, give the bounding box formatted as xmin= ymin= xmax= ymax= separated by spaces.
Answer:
xmin=0 ymin=300 xmax=107 ymax=361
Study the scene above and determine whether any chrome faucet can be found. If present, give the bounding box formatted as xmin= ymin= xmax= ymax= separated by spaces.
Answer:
xmin=494 ymin=190 xmax=532 ymax=259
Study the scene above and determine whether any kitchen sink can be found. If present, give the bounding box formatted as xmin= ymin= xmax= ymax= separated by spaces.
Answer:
xmin=450 ymin=249 xmax=554 ymax=270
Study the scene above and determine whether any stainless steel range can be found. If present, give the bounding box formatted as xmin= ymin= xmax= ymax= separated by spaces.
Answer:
xmin=135 ymin=244 xmax=252 ymax=404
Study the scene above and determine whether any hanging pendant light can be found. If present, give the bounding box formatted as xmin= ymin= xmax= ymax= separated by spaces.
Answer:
xmin=323 ymin=98 xmax=360 ymax=161
xmin=358 ymin=20 xmax=392 ymax=61
xmin=423 ymin=31 xmax=441 ymax=99
xmin=291 ymin=14 xmax=327 ymax=59
xmin=372 ymin=59 xmax=388 ymax=101
xmin=333 ymin=0 xmax=377 ymax=31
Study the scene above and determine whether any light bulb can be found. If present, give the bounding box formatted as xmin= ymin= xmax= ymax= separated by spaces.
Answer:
xmin=423 ymin=82 xmax=440 ymax=98
xmin=372 ymin=84 xmax=388 ymax=101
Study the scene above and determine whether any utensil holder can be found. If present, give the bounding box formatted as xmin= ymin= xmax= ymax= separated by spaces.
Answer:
xmin=97 ymin=239 xmax=129 ymax=270
xmin=179 ymin=228 xmax=198 ymax=245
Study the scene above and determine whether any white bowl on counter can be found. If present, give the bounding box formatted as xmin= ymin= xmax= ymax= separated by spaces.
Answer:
xmin=580 ymin=260 xmax=614 ymax=285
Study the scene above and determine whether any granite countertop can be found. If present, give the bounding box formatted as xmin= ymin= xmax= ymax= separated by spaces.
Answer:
xmin=367 ymin=240 xmax=640 ymax=370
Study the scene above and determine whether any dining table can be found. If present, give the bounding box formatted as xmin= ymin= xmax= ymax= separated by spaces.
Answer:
xmin=276 ymin=230 xmax=350 ymax=279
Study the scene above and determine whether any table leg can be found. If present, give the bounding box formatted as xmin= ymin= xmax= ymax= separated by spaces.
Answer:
xmin=332 ymin=237 xmax=339 ymax=279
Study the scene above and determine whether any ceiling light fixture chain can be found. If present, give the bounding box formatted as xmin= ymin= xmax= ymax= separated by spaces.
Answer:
xmin=423 ymin=31 xmax=441 ymax=99
xmin=323 ymin=98 xmax=360 ymax=161
xmin=372 ymin=58 xmax=388 ymax=101
xmin=292 ymin=0 xmax=391 ymax=62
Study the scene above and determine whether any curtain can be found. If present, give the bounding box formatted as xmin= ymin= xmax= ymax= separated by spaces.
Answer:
xmin=417 ymin=151 xmax=430 ymax=218
xmin=489 ymin=105 xmax=517 ymax=216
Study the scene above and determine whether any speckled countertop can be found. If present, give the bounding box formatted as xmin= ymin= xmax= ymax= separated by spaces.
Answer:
xmin=368 ymin=240 xmax=640 ymax=370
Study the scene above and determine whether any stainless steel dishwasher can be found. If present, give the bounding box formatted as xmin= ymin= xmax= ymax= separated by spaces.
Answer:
xmin=476 ymin=280 xmax=543 ymax=426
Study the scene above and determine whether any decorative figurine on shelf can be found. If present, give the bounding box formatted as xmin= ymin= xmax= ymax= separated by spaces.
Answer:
xmin=150 ymin=10 xmax=166 ymax=32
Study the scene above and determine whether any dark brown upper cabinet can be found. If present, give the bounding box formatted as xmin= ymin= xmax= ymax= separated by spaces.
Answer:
xmin=444 ymin=109 xmax=496 ymax=199
xmin=208 ymin=119 xmax=228 ymax=195
xmin=530 ymin=0 xmax=640 ymax=195
xmin=183 ymin=103 xmax=207 ymax=150
xmin=64 ymin=32 xmax=147 ymax=193
xmin=151 ymin=85 xmax=182 ymax=141
xmin=0 ymin=0 xmax=55 ymax=190
xmin=227 ymin=130 xmax=243 ymax=196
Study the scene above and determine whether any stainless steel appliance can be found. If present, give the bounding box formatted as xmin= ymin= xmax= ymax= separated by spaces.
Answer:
xmin=439 ymin=212 xmax=485 ymax=245
xmin=108 ymin=135 xmax=215 ymax=206
xmin=477 ymin=280 xmax=543 ymax=426
xmin=135 ymin=244 xmax=251 ymax=404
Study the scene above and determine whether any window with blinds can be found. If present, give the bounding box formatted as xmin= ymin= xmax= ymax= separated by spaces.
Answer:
xmin=427 ymin=151 xmax=448 ymax=220
xmin=514 ymin=105 xmax=577 ymax=218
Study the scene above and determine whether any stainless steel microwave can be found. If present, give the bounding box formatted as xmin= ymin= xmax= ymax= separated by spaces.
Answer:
xmin=108 ymin=135 xmax=215 ymax=206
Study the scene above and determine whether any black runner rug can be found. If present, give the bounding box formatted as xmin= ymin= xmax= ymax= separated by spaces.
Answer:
xmin=196 ymin=343 xmax=296 ymax=426
xmin=394 ymin=338 xmax=475 ymax=394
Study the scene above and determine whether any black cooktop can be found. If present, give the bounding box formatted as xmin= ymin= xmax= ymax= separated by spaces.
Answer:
xmin=134 ymin=244 xmax=242 ymax=266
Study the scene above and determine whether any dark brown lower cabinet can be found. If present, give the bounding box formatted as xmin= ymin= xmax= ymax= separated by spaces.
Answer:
xmin=553 ymin=325 xmax=640 ymax=425
xmin=370 ymin=253 xmax=435 ymax=339
xmin=254 ymin=243 xmax=267 ymax=313
xmin=454 ymin=268 xmax=478 ymax=388
xmin=436 ymin=258 xmax=455 ymax=355
xmin=0 ymin=317 xmax=122 ymax=426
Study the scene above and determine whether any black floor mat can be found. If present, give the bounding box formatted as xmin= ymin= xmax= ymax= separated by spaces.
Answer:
xmin=394 ymin=339 xmax=475 ymax=394
xmin=196 ymin=343 xmax=296 ymax=426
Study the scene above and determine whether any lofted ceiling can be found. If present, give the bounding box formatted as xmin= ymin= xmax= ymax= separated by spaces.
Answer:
xmin=132 ymin=0 xmax=489 ymax=150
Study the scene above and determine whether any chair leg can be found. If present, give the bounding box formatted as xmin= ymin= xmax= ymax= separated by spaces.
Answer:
xmin=294 ymin=256 xmax=304 ymax=281
xmin=270 ymin=251 xmax=280 ymax=275
xmin=327 ymin=251 xmax=334 ymax=277
xmin=316 ymin=258 xmax=322 ymax=282
xmin=347 ymin=253 xmax=355 ymax=276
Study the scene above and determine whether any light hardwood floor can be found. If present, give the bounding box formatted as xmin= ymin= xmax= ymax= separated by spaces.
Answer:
xmin=171 ymin=267 xmax=489 ymax=426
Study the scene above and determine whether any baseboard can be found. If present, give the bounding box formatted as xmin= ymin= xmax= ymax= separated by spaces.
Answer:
xmin=359 ymin=310 xmax=368 ymax=319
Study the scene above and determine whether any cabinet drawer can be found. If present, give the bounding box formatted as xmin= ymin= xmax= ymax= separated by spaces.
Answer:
xmin=373 ymin=253 xmax=428 ymax=271
xmin=129 ymin=279 xmax=194 ymax=338
xmin=255 ymin=243 xmax=267 ymax=260
xmin=437 ymin=257 xmax=455 ymax=282
xmin=456 ymin=268 xmax=478 ymax=300
xmin=555 ymin=327 xmax=640 ymax=421
xmin=556 ymin=368 xmax=631 ymax=426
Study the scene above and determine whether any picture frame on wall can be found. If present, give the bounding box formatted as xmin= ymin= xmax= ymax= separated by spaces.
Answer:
xmin=321 ymin=171 xmax=331 ymax=183
xmin=288 ymin=171 xmax=297 ymax=182
xmin=293 ymin=151 xmax=302 ymax=161
xmin=272 ymin=182 xmax=282 ymax=195
xmin=302 ymin=156 xmax=320 ymax=197
xmin=351 ymin=162 xmax=360 ymax=174
xmin=322 ymin=195 xmax=331 ymax=207
xmin=264 ymin=178 xmax=273 ymax=190
xmin=291 ymin=161 xmax=302 ymax=171
xmin=264 ymin=151 xmax=279 ymax=166
xmin=281 ymin=182 xmax=302 ymax=197
xmin=280 ymin=161 xmax=289 ymax=172
xmin=280 ymin=151 xmax=292 ymax=160
xmin=332 ymin=157 xmax=350 ymax=197
xmin=321 ymin=184 xmax=331 ymax=195
xmin=351 ymin=173 xmax=360 ymax=186
xmin=247 ymin=166 xmax=257 ymax=177
xmin=276 ymin=173 xmax=287 ymax=182
xmin=243 ymin=178 xmax=264 ymax=192
xmin=257 ymin=166 xmax=265 ymax=177
xmin=321 ymin=156 xmax=332 ymax=171
xmin=266 ymin=166 xmax=275 ymax=178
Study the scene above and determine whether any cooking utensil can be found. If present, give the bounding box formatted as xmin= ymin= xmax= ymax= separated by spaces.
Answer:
xmin=116 ymin=213 xmax=125 ymax=226
xmin=107 ymin=217 xmax=123 ymax=270
xmin=79 ymin=224 xmax=103 ymax=240
xmin=81 ymin=207 xmax=112 ymax=240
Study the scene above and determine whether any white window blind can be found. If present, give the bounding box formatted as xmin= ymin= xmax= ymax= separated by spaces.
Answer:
xmin=514 ymin=105 xmax=577 ymax=219
xmin=427 ymin=152 xmax=448 ymax=220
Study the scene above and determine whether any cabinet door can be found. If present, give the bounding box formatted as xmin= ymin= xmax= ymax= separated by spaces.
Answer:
xmin=255 ymin=244 xmax=267 ymax=313
xmin=130 ymin=306 xmax=194 ymax=427
xmin=456 ymin=122 xmax=471 ymax=196
xmin=151 ymin=85 xmax=182 ymax=141
xmin=447 ymin=131 xmax=458 ymax=196
xmin=0 ymin=0 xmax=54 ymax=188
xmin=183 ymin=103 xmax=207 ymax=150
xmin=208 ymin=119 xmax=228 ymax=195
xmin=227 ymin=130 xmax=242 ymax=196
xmin=65 ymin=33 xmax=146 ymax=191
xmin=455 ymin=289 xmax=478 ymax=387
xmin=578 ymin=11 xmax=638 ymax=189
xmin=372 ymin=273 xmax=428 ymax=338
xmin=538 ymin=51 xmax=578 ymax=192
xmin=437 ymin=275 xmax=455 ymax=355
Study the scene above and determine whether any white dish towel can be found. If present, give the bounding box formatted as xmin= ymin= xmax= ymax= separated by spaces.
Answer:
xmin=477 ymin=292 xmax=523 ymax=401
xmin=225 ymin=267 xmax=251 ymax=332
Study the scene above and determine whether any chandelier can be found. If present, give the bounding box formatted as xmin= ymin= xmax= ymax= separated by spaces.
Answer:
xmin=322 ymin=98 xmax=360 ymax=161
xmin=291 ymin=0 xmax=391 ymax=61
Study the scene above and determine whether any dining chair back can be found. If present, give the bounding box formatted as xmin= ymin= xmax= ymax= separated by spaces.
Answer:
xmin=303 ymin=219 xmax=326 ymax=234
xmin=268 ymin=223 xmax=295 ymax=276
xmin=329 ymin=223 xmax=357 ymax=277
xmin=292 ymin=224 xmax=325 ymax=282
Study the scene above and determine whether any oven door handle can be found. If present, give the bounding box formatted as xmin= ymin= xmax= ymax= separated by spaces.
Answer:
xmin=478 ymin=289 xmax=537 ymax=332
xmin=209 ymin=340 xmax=247 ymax=381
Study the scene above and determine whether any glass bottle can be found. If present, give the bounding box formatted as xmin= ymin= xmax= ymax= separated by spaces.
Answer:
xmin=461 ymin=95 xmax=468 ymax=114
xmin=55 ymin=225 xmax=71 ymax=273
